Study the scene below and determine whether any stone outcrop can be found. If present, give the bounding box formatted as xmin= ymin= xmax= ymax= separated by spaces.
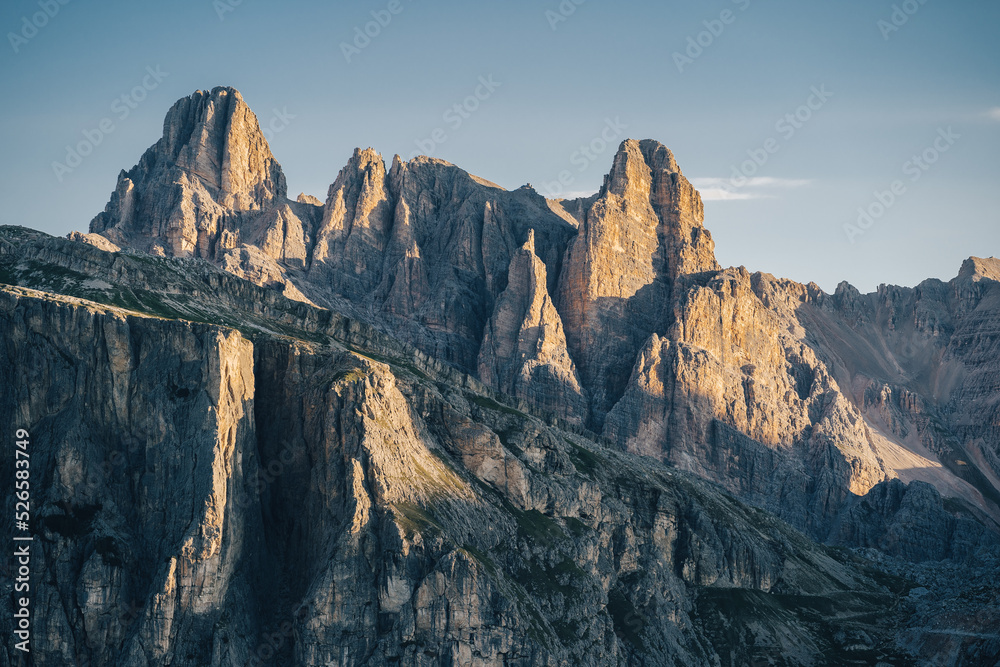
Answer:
xmin=478 ymin=230 xmax=588 ymax=424
xmin=556 ymin=139 xmax=719 ymax=425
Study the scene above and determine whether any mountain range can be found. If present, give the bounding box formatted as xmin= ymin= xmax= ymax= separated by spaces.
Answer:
xmin=2 ymin=86 xmax=998 ymax=666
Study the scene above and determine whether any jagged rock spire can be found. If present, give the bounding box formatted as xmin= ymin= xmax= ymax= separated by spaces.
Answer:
xmin=90 ymin=86 xmax=286 ymax=256
xmin=557 ymin=139 xmax=720 ymax=424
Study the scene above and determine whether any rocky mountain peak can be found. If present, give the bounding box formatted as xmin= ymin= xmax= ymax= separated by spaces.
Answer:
xmin=17 ymin=85 xmax=1000 ymax=665
xmin=89 ymin=85 xmax=287 ymax=257
xmin=310 ymin=147 xmax=394 ymax=296
xmin=477 ymin=225 xmax=589 ymax=423
xmin=159 ymin=86 xmax=286 ymax=207
xmin=958 ymin=256 xmax=1000 ymax=283
xmin=556 ymin=139 xmax=720 ymax=423
xmin=593 ymin=139 xmax=718 ymax=278
xmin=603 ymin=138 xmax=679 ymax=198
xmin=325 ymin=147 xmax=388 ymax=203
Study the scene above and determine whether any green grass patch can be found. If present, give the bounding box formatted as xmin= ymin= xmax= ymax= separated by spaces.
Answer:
xmin=460 ymin=544 xmax=498 ymax=576
xmin=518 ymin=558 xmax=577 ymax=598
xmin=332 ymin=367 xmax=369 ymax=385
xmin=515 ymin=509 xmax=566 ymax=547
xmin=391 ymin=502 xmax=444 ymax=538
xmin=467 ymin=393 xmax=529 ymax=419
xmin=565 ymin=439 xmax=602 ymax=478
xmin=342 ymin=345 xmax=430 ymax=381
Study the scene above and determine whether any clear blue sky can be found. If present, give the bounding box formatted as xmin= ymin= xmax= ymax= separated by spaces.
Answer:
xmin=1 ymin=0 xmax=997 ymax=292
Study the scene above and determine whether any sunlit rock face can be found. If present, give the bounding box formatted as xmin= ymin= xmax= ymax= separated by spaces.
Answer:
xmin=556 ymin=139 xmax=719 ymax=426
xmin=82 ymin=87 xmax=1000 ymax=541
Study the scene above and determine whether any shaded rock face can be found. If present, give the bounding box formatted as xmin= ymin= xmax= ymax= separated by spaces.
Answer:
xmin=0 ymin=276 xmax=915 ymax=666
xmin=2 ymin=227 xmax=998 ymax=665
xmin=834 ymin=479 xmax=998 ymax=561
xmin=0 ymin=289 xmax=260 ymax=666
xmin=477 ymin=230 xmax=588 ymax=424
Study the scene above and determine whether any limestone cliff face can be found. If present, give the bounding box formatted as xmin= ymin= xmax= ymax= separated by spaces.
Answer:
xmin=0 ymin=287 xmax=260 ymax=666
xmin=556 ymin=139 xmax=719 ymax=424
xmin=948 ymin=259 xmax=1000 ymax=490
xmin=477 ymin=230 xmax=588 ymax=424
xmin=604 ymin=258 xmax=1000 ymax=539
xmin=56 ymin=86 xmax=1000 ymax=662
xmin=3 ymin=227 xmax=998 ymax=665
xmin=0 ymin=275 xmax=910 ymax=666
xmin=604 ymin=269 xmax=893 ymax=535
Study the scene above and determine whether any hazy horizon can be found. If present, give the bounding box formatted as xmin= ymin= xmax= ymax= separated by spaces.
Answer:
xmin=2 ymin=0 xmax=997 ymax=292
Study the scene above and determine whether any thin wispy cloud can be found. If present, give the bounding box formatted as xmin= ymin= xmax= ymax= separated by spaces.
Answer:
xmin=989 ymin=107 xmax=1000 ymax=122
xmin=695 ymin=187 xmax=766 ymax=201
xmin=690 ymin=177 xmax=811 ymax=202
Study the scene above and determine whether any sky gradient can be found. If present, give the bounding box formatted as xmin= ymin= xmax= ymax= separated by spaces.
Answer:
xmin=2 ymin=0 xmax=997 ymax=292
